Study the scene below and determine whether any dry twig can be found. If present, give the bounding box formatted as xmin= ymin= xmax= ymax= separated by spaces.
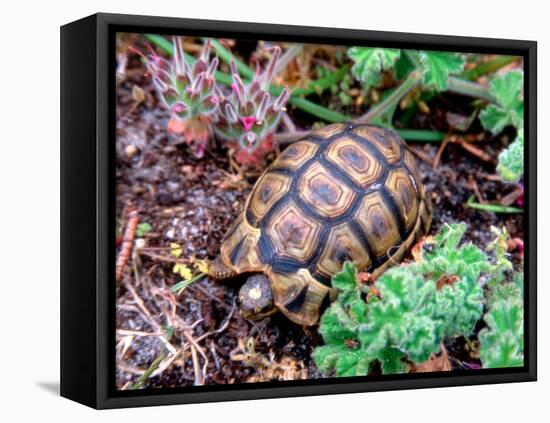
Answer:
xmin=116 ymin=205 xmax=139 ymax=283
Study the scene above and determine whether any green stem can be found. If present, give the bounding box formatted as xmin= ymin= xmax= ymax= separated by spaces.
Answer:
xmin=290 ymin=65 xmax=350 ymax=97
xmin=396 ymin=129 xmax=445 ymax=142
xmin=466 ymin=196 xmax=523 ymax=214
xmin=276 ymin=128 xmax=444 ymax=145
xmin=461 ymin=55 xmax=518 ymax=80
xmin=145 ymin=34 xmax=173 ymax=55
xmin=207 ymin=38 xmax=254 ymax=80
xmin=170 ymin=273 xmax=205 ymax=294
xmin=404 ymin=49 xmax=421 ymax=68
xmin=358 ymin=70 xmax=422 ymax=124
xmin=447 ymin=77 xmax=494 ymax=102
xmin=130 ymin=353 xmax=166 ymax=389
xmin=289 ymin=97 xmax=350 ymax=122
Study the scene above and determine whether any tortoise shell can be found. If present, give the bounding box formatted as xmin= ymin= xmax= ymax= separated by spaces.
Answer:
xmin=219 ymin=123 xmax=431 ymax=325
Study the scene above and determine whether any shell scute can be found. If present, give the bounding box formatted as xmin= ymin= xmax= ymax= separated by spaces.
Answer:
xmin=272 ymin=140 xmax=318 ymax=170
xmin=354 ymin=191 xmax=401 ymax=258
xmin=317 ymin=222 xmax=371 ymax=278
xmin=248 ymin=172 xmax=291 ymax=223
xmin=298 ymin=162 xmax=356 ymax=219
xmin=385 ymin=168 xmax=420 ymax=231
xmin=325 ymin=136 xmax=382 ymax=188
xmin=266 ymin=202 xmax=322 ymax=262
xmin=352 ymin=125 xmax=402 ymax=164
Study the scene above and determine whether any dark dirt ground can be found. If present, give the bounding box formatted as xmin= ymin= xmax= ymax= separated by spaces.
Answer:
xmin=114 ymin=46 xmax=523 ymax=390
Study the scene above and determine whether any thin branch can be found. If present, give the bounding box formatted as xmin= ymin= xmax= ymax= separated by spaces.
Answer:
xmin=274 ymin=44 xmax=304 ymax=76
xmin=356 ymin=70 xmax=423 ymax=124
xmin=280 ymin=111 xmax=297 ymax=133
xmin=274 ymin=130 xmax=309 ymax=145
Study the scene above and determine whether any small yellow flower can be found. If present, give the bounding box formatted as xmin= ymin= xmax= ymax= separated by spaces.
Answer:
xmin=193 ymin=259 xmax=210 ymax=274
xmin=173 ymin=263 xmax=192 ymax=280
xmin=170 ymin=242 xmax=182 ymax=258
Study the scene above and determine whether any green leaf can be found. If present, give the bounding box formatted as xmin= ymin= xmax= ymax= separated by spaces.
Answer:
xmin=377 ymin=348 xmax=407 ymax=374
xmin=479 ymin=105 xmax=516 ymax=135
xmin=335 ymin=349 xmax=368 ymax=377
xmin=491 ymin=70 xmax=523 ymax=110
xmin=313 ymin=344 xmax=345 ymax=374
xmin=313 ymin=345 xmax=369 ymax=377
xmin=394 ymin=52 xmax=415 ymax=80
xmin=348 ymin=47 xmax=401 ymax=90
xmin=479 ymin=297 xmax=524 ymax=368
xmin=163 ymin=325 xmax=175 ymax=339
xmin=318 ymin=305 xmax=358 ymax=344
xmin=170 ymin=272 xmax=205 ymax=294
xmin=136 ymin=222 xmax=152 ymax=237
xmin=479 ymin=70 xmax=524 ymax=134
xmin=418 ymin=51 xmax=465 ymax=91
xmin=435 ymin=278 xmax=484 ymax=338
xmin=479 ymin=71 xmax=524 ymax=181
xmin=331 ymin=261 xmax=358 ymax=293
xmin=497 ymin=130 xmax=524 ymax=182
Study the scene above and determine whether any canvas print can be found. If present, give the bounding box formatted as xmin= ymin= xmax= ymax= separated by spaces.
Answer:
xmin=114 ymin=32 xmax=525 ymax=390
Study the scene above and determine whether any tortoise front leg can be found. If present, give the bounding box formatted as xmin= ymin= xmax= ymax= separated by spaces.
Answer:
xmin=208 ymin=256 xmax=238 ymax=280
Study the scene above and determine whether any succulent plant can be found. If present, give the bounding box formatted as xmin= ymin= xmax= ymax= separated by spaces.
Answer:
xmin=135 ymin=37 xmax=220 ymax=157
xmin=213 ymin=47 xmax=290 ymax=165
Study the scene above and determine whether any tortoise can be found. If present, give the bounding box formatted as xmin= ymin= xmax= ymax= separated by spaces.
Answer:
xmin=209 ymin=123 xmax=432 ymax=325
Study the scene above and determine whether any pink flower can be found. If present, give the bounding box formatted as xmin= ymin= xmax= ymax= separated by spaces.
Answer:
xmin=240 ymin=116 xmax=257 ymax=132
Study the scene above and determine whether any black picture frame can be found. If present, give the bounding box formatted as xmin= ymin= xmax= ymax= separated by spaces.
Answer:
xmin=60 ymin=12 xmax=537 ymax=409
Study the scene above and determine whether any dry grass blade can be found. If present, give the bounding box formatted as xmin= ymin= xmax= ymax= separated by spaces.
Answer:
xmin=122 ymin=280 xmax=178 ymax=355
xmin=184 ymin=331 xmax=208 ymax=385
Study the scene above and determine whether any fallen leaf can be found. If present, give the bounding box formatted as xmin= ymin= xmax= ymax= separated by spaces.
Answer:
xmin=412 ymin=344 xmax=452 ymax=373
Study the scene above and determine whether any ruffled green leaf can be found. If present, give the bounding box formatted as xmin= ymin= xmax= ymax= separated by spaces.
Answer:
xmin=497 ymin=130 xmax=524 ymax=182
xmin=348 ymin=47 xmax=401 ymax=91
xmin=331 ymin=261 xmax=358 ymax=292
xmin=479 ymin=296 xmax=524 ymax=368
xmin=377 ymin=348 xmax=407 ymax=374
xmin=480 ymin=70 xmax=524 ymax=134
xmin=418 ymin=51 xmax=465 ymax=91
xmin=318 ymin=304 xmax=358 ymax=344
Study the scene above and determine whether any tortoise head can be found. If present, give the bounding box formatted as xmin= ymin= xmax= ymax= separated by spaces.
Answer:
xmin=239 ymin=274 xmax=276 ymax=320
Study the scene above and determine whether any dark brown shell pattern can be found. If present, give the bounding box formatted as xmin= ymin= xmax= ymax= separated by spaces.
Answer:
xmin=219 ymin=123 xmax=432 ymax=325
